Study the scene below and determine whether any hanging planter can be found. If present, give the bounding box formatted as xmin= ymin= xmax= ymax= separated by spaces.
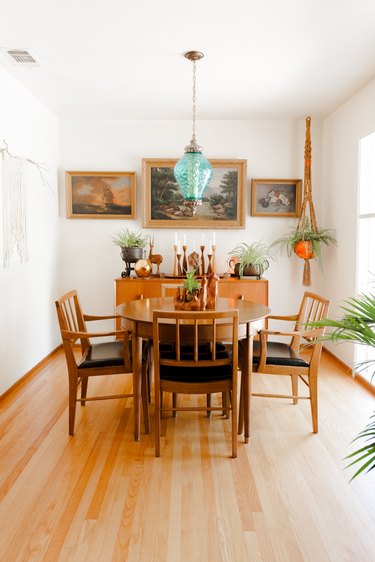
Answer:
xmin=272 ymin=117 xmax=337 ymax=286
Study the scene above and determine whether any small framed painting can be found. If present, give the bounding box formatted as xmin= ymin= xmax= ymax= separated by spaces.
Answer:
xmin=251 ymin=178 xmax=302 ymax=217
xmin=142 ymin=158 xmax=246 ymax=229
xmin=66 ymin=171 xmax=136 ymax=219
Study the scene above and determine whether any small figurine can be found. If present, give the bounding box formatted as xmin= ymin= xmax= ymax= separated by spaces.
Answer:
xmin=188 ymin=251 xmax=200 ymax=272
xmin=148 ymin=236 xmax=163 ymax=276
xmin=206 ymin=272 xmax=219 ymax=310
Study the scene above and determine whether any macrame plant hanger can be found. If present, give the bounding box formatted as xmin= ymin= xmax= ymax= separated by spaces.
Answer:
xmin=296 ymin=116 xmax=318 ymax=286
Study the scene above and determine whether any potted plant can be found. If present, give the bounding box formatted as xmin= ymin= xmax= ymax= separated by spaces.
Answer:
xmin=228 ymin=242 xmax=273 ymax=279
xmin=272 ymin=218 xmax=337 ymax=267
xmin=112 ymin=228 xmax=149 ymax=277
xmin=181 ymin=269 xmax=201 ymax=301
xmin=309 ymin=293 xmax=375 ymax=480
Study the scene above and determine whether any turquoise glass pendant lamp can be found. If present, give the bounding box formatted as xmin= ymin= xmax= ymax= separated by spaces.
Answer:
xmin=174 ymin=51 xmax=212 ymax=214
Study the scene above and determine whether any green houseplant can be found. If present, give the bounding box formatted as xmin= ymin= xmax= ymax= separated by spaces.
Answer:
xmin=310 ymin=293 xmax=375 ymax=480
xmin=112 ymin=228 xmax=149 ymax=250
xmin=229 ymin=242 xmax=273 ymax=279
xmin=272 ymin=218 xmax=337 ymax=267
xmin=181 ymin=269 xmax=201 ymax=299
xmin=112 ymin=228 xmax=149 ymax=278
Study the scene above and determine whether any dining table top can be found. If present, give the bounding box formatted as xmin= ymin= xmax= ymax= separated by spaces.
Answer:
xmin=115 ymin=296 xmax=271 ymax=326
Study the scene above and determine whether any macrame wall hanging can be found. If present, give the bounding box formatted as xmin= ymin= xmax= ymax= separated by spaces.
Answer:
xmin=295 ymin=116 xmax=317 ymax=286
xmin=1 ymin=140 xmax=51 ymax=268
xmin=291 ymin=116 xmax=336 ymax=286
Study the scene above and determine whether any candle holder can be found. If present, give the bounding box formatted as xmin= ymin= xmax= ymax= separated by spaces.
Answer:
xmin=207 ymin=253 xmax=213 ymax=275
xmin=173 ymin=244 xmax=178 ymax=276
xmin=176 ymin=253 xmax=182 ymax=276
xmin=182 ymin=245 xmax=188 ymax=274
xmin=211 ymin=244 xmax=216 ymax=274
xmin=200 ymin=245 xmax=205 ymax=275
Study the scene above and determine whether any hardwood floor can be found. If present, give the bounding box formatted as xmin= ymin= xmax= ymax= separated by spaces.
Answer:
xmin=0 ymin=350 xmax=374 ymax=561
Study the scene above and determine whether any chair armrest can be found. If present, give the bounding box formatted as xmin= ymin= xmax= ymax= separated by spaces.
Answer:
xmin=61 ymin=329 xmax=129 ymax=339
xmin=268 ymin=314 xmax=299 ymax=321
xmin=260 ymin=328 xmax=324 ymax=338
xmin=83 ymin=314 xmax=119 ymax=321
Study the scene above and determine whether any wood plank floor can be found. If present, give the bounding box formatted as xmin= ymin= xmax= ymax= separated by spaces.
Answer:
xmin=0 ymin=351 xmax=374 ymax=562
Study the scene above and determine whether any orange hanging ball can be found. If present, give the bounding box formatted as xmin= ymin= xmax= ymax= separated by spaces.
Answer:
xmin=294 ymin=240 xmax=314 ymax=260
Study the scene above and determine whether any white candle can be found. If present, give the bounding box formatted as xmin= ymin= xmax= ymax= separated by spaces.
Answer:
xmin=213 ymin=231 xmax=216 ymax=245
xmin=177 ymin=240 xmax=181 ymax=254
xmin=193 ymin=240 xmax=196 ymax=252
xmin=209 ymin=240 xmax=212 ymax=253
xmin=201 ymin=234 xmax=205 ymax=245
xmin=183 ymin=234 xmax=187 ymax=246
xmin=174 ymin=232 xmax=178 ymax=245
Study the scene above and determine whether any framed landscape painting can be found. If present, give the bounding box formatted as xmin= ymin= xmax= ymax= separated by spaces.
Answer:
xmin=66 ymin=171 xmax=136 ymax=219
xmin=251 ymin=178 xmax=302 ymax=217
xmin=142 ymin=158 xmax=246 ymax=228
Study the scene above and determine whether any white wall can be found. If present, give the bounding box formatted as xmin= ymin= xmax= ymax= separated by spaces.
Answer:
xmin=0 ymin=68 xmax=60 ymax=394
xmin=320 ymin=78 xmax=375 ymax=366
xmin=59 ymin=118 xmax=324 ymax=319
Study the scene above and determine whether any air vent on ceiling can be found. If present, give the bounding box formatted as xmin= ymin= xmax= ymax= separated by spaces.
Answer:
xmin=4 ymin=49 xmax=39 ymax=66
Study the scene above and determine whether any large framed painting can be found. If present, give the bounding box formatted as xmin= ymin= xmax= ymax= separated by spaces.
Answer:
xmin=66 ymin=171 xmax=136 ymax=219
xmin=142 ymin=158 xmax=246 ymax=228
xmin=251 ymin=178 xmax=302 ymax=217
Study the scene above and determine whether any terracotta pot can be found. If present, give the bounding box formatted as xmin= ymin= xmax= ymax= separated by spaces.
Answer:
xmin=294 ymin=241 xmax=314 ymax=260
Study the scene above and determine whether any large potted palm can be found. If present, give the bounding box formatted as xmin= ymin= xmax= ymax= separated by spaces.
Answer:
xmin=310 ymin=293 xmax=375 ymax=480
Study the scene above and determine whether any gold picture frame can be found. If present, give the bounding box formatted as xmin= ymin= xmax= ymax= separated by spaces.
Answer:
xmin=142 ymin=158 xmax=246 ymax=229
xmin=66 ymin=171 xmax=136 ymax=219
xmin=251 ymin=178 xmax=302 ymax=217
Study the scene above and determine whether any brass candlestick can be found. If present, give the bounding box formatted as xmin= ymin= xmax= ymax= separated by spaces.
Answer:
xmin=176 ymin=253 xmax=182 ymax=276
xmin=200 ymin=245 xmax=205 ymax=275
xmin=182 ymin=245 xmax=188 ymax=274
xmin=173 ymin=244 xmax=178 ymax=276
xmin=211 ymin=244 xmax=216 ymax=274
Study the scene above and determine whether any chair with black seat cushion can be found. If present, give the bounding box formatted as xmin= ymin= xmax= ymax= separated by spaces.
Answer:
xmin=55 ymin=289 xmax=149 ymax=436
xmin=153 ymin=309 xmax=239 ymax=457
xmin=240 ymin=291 xmax=330 ymax=434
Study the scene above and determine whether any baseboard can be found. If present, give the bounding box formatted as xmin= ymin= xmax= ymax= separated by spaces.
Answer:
xmin=323 ymin=346 xmax=375 ymax=396
xmin=0 ymin=345 xmax=62 ymax=401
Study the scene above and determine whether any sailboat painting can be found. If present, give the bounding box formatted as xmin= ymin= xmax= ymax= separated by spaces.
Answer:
xmin=66 ymin=171 xmax=136 ymax=219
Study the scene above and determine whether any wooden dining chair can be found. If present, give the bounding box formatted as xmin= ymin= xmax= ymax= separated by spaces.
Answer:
xmin=55 ymin=289 xmax=149 ymax=435
xmin=153 ymin=309 xmax=239 ymax=457
xmin=240 ymin=291 xmax=330 ymax=434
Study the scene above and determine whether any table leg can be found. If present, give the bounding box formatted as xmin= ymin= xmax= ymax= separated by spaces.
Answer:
xmin=239 ymin=335 xmax=253 ymax=443
xmin=132 ymin=325 xmax=142 ymax=442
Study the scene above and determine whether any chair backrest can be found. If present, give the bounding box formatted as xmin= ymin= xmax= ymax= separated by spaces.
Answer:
xmin=153 ymin=309 xmax=239 ymax=372
xmin=291 ymin=291 xmax=330 ymax=353
xmin=55 ymin=289 xmax=90 ymax=353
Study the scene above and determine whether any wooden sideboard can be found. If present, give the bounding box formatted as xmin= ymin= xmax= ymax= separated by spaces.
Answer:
xmin=115 ymin=276 xmax=268 ymax=307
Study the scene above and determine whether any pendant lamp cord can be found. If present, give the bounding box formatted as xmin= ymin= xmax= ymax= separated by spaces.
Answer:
xmin=192 ymin=60 xmax=197 ymax=143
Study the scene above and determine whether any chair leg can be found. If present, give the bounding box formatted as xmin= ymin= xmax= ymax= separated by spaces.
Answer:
xmin=222 ymin=391 xmax=226 ymax=416
xmin=232 ymin=385 xmax=238 ymax=459
xmin=147 ymin=343 xmax=153 ymax=404
xmin=141 ymin=366 xmax=150 ymax=434
xmin=69 ymin=377 xmax=78 ymax=436
xmin=172 ymin=393 xmax=177 ymax=418
xmin=238 ymin=377 xmax=244 ymax=435
xmin=291 ymin=374 xmax=298 ymax=404
xmin=155 ymin=383 xmax=161 ymax=457
xmin=80 ymin=377 xmax=88 ymax=406
xmin=206 ymin=394 xmax=211 ymax=417
xmin=309 ymin=373 xmax=319 ymax=433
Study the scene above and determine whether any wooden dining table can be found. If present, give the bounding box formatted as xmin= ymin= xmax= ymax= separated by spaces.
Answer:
xmin=115 ymin=296 xmax=271 ymax=442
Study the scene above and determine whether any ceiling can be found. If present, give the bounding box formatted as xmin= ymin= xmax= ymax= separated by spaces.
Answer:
xmin=1 ymin=0 xmax=375 ymax=121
